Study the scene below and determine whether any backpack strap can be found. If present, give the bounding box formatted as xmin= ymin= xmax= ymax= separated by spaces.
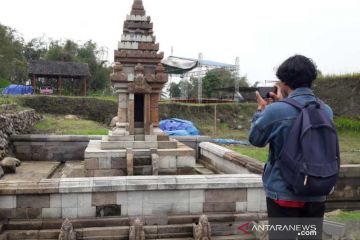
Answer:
xmin=280 ymin=98 xmax=304 ymax=110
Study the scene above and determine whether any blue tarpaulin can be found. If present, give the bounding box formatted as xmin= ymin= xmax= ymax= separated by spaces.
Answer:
xmin=213 ymin=139 xmax=250 ymax=145
xmin=159 ymin=118 xmax=200 ymax=136
xmin=2 ymin=85 xmax=33 ymax=95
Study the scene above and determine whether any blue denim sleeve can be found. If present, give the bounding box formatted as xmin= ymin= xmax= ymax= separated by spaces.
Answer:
xmin=248 ymin=107 xmax=276 ymax=148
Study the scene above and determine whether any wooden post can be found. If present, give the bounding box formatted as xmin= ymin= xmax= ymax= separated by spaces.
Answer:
xmin=57 ymin=76 xmax=62 ymax=95
xmin=31 ymin=75 xmax=36 ymax=94
xmin=80 ymin=78 xmax=87 ymax=96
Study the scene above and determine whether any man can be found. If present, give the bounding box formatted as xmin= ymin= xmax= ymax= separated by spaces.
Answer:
xmin=249 ymin=55 xmax=334 ymax=239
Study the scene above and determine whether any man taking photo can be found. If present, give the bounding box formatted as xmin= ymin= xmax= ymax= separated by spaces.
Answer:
xmin=249 ymin=55 xmax=340 ymax=240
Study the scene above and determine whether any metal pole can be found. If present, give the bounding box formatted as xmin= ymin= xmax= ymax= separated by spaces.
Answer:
xmin=214 ymin=104 xmax=217 ymax=135
xmin=235 ymin=57 xmax=240 ymax=95
xmin=197 ymin=52 xmax=203 ymax=103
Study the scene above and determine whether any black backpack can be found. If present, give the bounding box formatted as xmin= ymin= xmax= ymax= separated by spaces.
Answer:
xmin=278 ymin=98 xmax=340 ymax=196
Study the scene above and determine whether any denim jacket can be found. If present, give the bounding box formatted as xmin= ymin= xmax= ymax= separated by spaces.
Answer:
xmin=249 ymin=88 xmax=333 ymax=202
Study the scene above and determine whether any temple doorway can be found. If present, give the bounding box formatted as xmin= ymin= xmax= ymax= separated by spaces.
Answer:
xmin=134 ymin=94 xmax=145 ymax=124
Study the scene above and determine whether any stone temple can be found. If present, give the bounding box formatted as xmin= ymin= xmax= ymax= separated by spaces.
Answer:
xmin=0 ymin=0 xmax=291 ymax=239
xmin=84 ymin=0 xmax=197 ymax=177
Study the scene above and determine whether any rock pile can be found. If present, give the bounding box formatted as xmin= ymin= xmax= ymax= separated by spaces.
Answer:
xmin=0 ymin=109 xmax=41 ymax=160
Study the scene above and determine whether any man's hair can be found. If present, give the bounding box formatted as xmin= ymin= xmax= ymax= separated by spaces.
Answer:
xmin=276 ymin=55 xmax=317 ymax=89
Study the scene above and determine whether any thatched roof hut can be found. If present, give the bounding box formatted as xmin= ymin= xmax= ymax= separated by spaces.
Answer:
xmin=28 ymin=60 xmax=91 ymax=78
xmin=28 ymin=60 xmax=91 ymax=96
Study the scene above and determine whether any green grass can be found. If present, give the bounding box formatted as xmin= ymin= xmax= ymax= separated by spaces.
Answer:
xmin=326 ymin=210 xmax=360 ymax=221
xmin=337 ymin=131 xmax=360 ymax=164
xmin=228 ymin=145 xmax=269 ymax=163
xmin=34 ymin=114 xmax=109 ymax=135
xmin=335 ymin=117 xmax=360 ymax=132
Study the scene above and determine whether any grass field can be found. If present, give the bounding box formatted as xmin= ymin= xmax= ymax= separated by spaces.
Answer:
xmin=207 ymin=122 xmax=360 ymax=164
xmin=33 ymin=114 xmax=109 ymax=135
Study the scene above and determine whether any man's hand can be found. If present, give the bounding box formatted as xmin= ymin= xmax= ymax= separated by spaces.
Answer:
xmin=269 ymin=85 xmax=284 ymax=101
xmin=255 ymin=85 xmax=284 ymax=111
xmin=255 ymin=91 xmax=268 ymax=111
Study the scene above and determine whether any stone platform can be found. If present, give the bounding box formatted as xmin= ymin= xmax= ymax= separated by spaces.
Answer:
xmin=84 ymin=130 xmax=196 ymax=177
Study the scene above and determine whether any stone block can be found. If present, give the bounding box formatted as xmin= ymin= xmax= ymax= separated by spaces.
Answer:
xmin=236 ymin=202 xmax=248 ymax=212
xmin=190 ymin=190 xmax=205 ymax=203
xmin=99 ymin=157 xmax=111 ymax=169
xmin=111 ymin=157 xmax=127 ymax=169
xmin=190 ymin=202 xmax=203 ymax=214
xmin=62 ymin=208 xmax=78 ymax=218
xmin=16 ymin=208 xmax=42 ymax=219
xmin=144 ymin=190 xmax=189 ymax=204
xmin=42 ymin=208 xmax=61 ymax=218
xmin=84 ymin=158 xmax=98 ymax=170
xmin=247 ymin=188 xmax=266 ymax=212
xmin=17 ymin=194 xmax=50 ymax=208
xmin=203 ymin=202 xmax=236 ymax=212
xmin=0 ymin=195 xmax=16 ymax=208
xmin=159 ymin=156 xmax=176 ymax=169
xmin=50 ymin=194 xmax=62 ymax=208
xmin=158 ymin=141 xmax=178 ymax=149
xmin=92 ymin=192 xmax=117 ymax=206
xmin=205 ymin=189 xmax=247 ymax=203
xmin=128 ymin=192 xmax=143 ymax=216
xmin=0 ymin=209 xmax=15 ymax=219
xmin=78 ymin=193 xmax=92 ymax=208
xmin=60 ymin=194 xmax=78 ymax=209
xmin=116 ymin=192 xmax=128 ymax=205
xmin=78 ymin=207 xmax=96 ymax=218
xmin=93 ymin=169 xmax=125 ymax=177
xmin=145 ymin=135 xmax=157 ymax=142
xmin=177 ymin=156 xmax=196 ymax=167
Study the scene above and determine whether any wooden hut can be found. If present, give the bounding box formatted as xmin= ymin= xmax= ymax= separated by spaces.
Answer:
xmin=28 ymin=60 xmax=91 ymax=96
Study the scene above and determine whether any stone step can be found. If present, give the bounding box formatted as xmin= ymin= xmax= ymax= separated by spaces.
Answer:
xmin=134 ymin=165 xmax=153 ymax=175
xmin=101 ymin=141 xmax=177 ymax=150
xmin=134 ymin=157 xmax=152 ymax=166
xmin=134 ymin=134 xmax=145 ymax=141
xmin=135 ymin=122 xmax=144 ymax=128
xmin=106 ymin=135 xmax=135 ymax=141
xmin=135 ymin=128 xmax=144 ymax=134
xmin=133 ymin=149 xmax=151 ymax=157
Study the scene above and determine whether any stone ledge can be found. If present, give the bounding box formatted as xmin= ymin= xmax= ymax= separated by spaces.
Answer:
xmin=11 ymin=135 xmax=102 ymax=142
xmin=0 ymin=174 xmax=263 ymax=195
xmin=199 ymin=142 xmax=264 ymax=174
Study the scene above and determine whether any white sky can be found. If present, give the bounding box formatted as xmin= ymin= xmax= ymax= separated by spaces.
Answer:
xmin=1 ymin=0 xmax=360 ymax=84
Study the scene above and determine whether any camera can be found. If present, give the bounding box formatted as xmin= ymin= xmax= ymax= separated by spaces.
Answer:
xmin=264 ymin=86 xmax=278 ymax=99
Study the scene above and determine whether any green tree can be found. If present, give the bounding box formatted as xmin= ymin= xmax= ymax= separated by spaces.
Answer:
xmin=202 ymin=69 xmax=248 ymax=98
xmin=45 ymin=39 xmax=111 ymax=92
xmin=24 ymin=37 xmax=47 ymax=61
xmin=168 ymin=82 xmax=181 ymax=98
xmin=0 ymin=23 xmax=27 ymax=83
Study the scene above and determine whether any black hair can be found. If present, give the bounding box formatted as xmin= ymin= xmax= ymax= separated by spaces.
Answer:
xmin=276 ymin=55 xmax=317 ymax=89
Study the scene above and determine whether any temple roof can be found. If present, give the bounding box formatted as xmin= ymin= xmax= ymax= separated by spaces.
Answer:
xmin=131 ymin=0 xmax=146 ymax=16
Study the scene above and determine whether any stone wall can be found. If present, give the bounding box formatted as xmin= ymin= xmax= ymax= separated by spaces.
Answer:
xmin=199 ymin=142 xmax=264 ymax=174
xmin=314 ymin=78 xmax=360 ymax=117
xmin=0 ymin=175 xmax=266 ymax=219
xmin=327 ymin=164 xmax=360 ymax=211
xmin=12 ymin=135 xmax=208 ymax=162
xmin=0 ymin=109 xmax=41 ymax=160
xmin=12 ymin=135 xmax=102 ymax=162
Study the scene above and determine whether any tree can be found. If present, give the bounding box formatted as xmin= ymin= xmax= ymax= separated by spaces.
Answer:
xmin=44 ymin=39 xmax=111 ymax=92
xmin=168 ymin=82 xmax=181 ymax=98
xmin=0 ymin=23 xmax=27 ymax=83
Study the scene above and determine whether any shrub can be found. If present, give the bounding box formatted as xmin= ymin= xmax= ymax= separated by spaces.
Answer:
xmin=18 ymin=96 xmax=117 ymax=124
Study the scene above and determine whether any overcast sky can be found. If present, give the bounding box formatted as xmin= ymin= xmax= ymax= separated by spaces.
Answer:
xmin=1 ymin=0 xmax=360 ymax=84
